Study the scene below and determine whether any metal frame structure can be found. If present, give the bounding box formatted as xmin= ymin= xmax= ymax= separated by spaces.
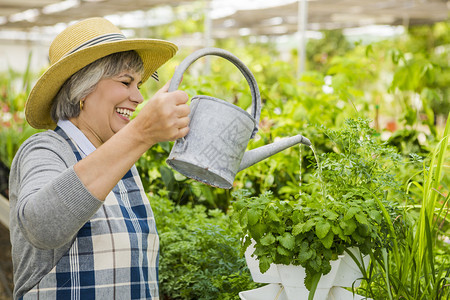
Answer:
xmin=1 ymin=0 xmax=448 ymax=34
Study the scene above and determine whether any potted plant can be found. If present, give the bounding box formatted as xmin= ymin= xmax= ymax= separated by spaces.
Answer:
xmin=233 ymin=118 xmax=407 ymax=300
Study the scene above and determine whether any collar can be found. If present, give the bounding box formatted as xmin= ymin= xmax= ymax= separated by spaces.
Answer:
xmin=57 ymin=119 xmax=96 ymax=157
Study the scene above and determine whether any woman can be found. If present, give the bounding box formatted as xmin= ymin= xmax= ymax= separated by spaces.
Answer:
xmin=9 ymin=17 xmax=190 ymax=299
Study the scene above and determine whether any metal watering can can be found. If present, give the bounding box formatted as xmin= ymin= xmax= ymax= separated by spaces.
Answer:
xmin=166 ymin=48 xmax=311 ymax=189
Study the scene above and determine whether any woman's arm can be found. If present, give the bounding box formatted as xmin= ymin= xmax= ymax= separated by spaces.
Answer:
xmin=11 ymin=81 xmax=189 ymax=249
xmin=73 ymin=80 xmax=190 ymax=200
xmin=11 ymin=132 xmax=103 ymax=249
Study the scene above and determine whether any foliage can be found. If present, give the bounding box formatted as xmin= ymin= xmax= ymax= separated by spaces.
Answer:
xmin=1 ymin=19 xmax=449 ymax=299
xmin=137 ymin=40 xmax=366 ymax=208
xmin=365 ymin=113 xmax=450 ymax=300
xmin=306 ymin=29 xmax=353 ymax=73
xmin=139 ymin=23 xmax=445 ymax=208
xmin=0 ymin=61 xmax=42 ymax=169
xmin=404 ymin=22 xmax=450 ymax=118
xmin=386 ymin=128 xmax=429 ymax=156
xmin=151 ymin=193 xmax=260 ymax=300
xmin=232 ymin=118 xmax=407 ymax=296
xmin=130 ymin=23 xmax=449 ymax=212
xmin=387 ymin=22 xmax=450 ymax=137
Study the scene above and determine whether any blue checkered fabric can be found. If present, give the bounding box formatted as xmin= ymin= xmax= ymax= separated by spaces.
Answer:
xmin=21 ymin=127 xmax=160 ymax=299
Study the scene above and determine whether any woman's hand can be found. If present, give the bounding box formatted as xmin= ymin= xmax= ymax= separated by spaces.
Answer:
xmin=133 ymin=80 xmax=190 ymax=147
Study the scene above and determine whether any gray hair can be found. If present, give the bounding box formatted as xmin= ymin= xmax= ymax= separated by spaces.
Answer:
xmin=51 ymin=50 xmax=144 ymax=122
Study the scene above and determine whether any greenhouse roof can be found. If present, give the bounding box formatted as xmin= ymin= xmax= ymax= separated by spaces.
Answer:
xmin=213 ymin=0 xmax=449 ymax=36
xmin=0 ymin=0 xmax=448 ymax=38
xmin=0 ymin=0 xmax=196 ymax=30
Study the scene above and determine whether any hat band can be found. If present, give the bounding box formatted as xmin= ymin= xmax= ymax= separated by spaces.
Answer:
xmin=65 ymin=33 xmax=126 ymax=57
xmin=64 ymin=32 xmax=159 ymax=81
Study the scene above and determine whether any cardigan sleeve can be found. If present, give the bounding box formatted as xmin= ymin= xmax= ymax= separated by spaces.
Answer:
xmin=9 ymin=130 xmax=103 ymax=250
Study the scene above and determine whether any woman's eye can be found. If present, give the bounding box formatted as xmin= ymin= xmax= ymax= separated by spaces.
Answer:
xmin=122 ymin=81 xmax=130 ymax=86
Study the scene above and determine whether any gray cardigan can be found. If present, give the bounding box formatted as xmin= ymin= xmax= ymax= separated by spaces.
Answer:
xmin=8 ymin=130 xmax=103 ymax=299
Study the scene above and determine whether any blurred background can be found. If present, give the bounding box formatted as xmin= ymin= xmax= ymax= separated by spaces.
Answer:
xmin=1 ymin=0 xmax=448 ymax=74
xmin=0 ymin=1 xmax=449 ymax=299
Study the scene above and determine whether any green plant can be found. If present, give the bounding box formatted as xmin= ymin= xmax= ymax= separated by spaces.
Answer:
xmin=387 ymin=128 xmax=429 ymax=156
xmin=133 ymin=27 xmax=449 ymax=210
xmin=232 ymin=118 xmax=407 ymax=298
xmin=0 ymin=64 xmax=42 ymax=169
xmin=151 ymin=193 xmax=260 ymax=300
xmin=306 ymin=29 xmax=353 ymax=73
xmin=367 ymin=113 xmax=450 ymax=299
xmin=387 ymin=22 xmax=450 ymax=139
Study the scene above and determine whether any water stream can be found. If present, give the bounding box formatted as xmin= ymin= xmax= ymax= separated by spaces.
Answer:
xmin=299 ymin=144 xmax=303 ymax=196
xmin=309 ymin=144 xmax=327 ymax=200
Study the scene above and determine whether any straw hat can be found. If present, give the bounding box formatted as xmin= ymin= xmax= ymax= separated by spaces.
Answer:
xmin=25 ymin=17 xmax=178 ymax=129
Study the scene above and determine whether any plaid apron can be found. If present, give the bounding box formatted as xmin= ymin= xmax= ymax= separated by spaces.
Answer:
xmin=21 ymin=127 xmax=160 ymax=299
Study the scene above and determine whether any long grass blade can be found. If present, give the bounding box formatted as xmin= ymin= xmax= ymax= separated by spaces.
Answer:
xmin=382 ymin=248 xmax=394 ymax=300
xmin=412 ymin=113 xmax=450 ymax=295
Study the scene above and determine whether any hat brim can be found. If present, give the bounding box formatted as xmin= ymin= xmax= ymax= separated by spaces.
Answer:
xmin=26 ymin=39 xmax=177 ymax=129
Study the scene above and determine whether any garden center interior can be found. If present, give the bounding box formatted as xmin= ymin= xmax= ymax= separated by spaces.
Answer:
xmin=0 ymin=1 xmax=449 ymax=299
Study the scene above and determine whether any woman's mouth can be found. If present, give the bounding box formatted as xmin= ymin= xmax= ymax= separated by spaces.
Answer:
xmin=116 ymin=107 xmax=133 ymax=120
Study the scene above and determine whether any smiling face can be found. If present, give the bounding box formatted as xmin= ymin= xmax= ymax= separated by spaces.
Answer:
xmin=71 ymin=70 xmax=144 ymax=147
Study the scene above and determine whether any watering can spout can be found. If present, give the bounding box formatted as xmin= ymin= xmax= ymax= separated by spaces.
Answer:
xmin=238 ymin=134 xmax=311 ymax=172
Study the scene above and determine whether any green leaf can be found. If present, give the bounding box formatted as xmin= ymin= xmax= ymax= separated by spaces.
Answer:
xmin=250 ymin=223 xmax=267 ymax=240
xmin=307 ymin=273 xmax=322 ymax=300
xmin=293 ymin=222 xmax=306 ymax=236
xmin=320 ymin=231 xmax=334 ymax=249
xmin=368 ymin=210 xmax=382 ymax=223
xmin=160 ymin=165 xmax=174 ymax=187
xmin=309 ymin=255 xmax=322 ymax=272
xmin=260 ymin=233 xmax=276 ymax=245
xmin=278 ymin=232 xmax=296 ymax=250
xmin=158 ymin=141 xmax=171 ymax=153
xmin=266 ymin=207 xmax=281 ymax=222
xmin=316 ymin=221 xmax=331 ymax=239
xmin=298 ymin=243 xmax=313 ymax=263
xmin=331 ymin=225 xmax=345 ymax=240
xmin=351 ymin=231 xmax=365 ymax=243
xmin=304 ymin=218 xmax=316 ymax=232
xmin=355 ymin=212 xmax=369 ymax=225
xmin=259 ymin=256 xmax=271 ymax=274
xmin=239 ymin=211 xmax=248 ymax=227
xmin=277 ymin=245 xmax=292 ymax=256
xmin=344 ymin=207 xmax=359 ymax=220
xmin=324 ymin=210 xmax=339 ymax=220
xmin=233 ymin=200 xmax=246 ymax=212
xmin=340 ymin=219 xmax=357 ymax=235
xmin=247 ymin=209 xmax=261 ymax=226
xmin=357 ymin=223 xmax=370 ymax=237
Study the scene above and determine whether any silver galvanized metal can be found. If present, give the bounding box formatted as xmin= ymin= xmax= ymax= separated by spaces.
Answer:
xmin=166 ymin=47 xmax=311 ymax=189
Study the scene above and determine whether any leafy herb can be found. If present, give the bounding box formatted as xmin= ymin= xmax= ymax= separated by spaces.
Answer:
xmin=233 ymin=118 xmax=407 ymax=292
xmin=152 ymin=194 xmax=260 ymax=300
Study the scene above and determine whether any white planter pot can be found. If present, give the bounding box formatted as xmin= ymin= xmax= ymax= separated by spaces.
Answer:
xmin=333 ymin=248 xmax=370 ymax=288
xmin=239 ymin=283 xmax=288 ymax=300
xmin=244 ymin=241 xmax=370 ymax=300
xmin=245 ymin=241 xmax=281 ymax=283
xmin=277 ymin=259 xmax=342 ymax=300
xmin=328 ymin=287 xmax=370 ymax=300
xmin=243 ymin=245 xmax=371 ymax=300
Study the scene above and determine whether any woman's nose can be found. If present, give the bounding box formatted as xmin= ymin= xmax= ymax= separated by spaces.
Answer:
xmin=130 ymin=86 xmax=144 ymax=104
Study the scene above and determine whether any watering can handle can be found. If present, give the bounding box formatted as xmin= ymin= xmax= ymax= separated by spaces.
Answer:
xmin=168 ymin=47 xmax=261 ymax=138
